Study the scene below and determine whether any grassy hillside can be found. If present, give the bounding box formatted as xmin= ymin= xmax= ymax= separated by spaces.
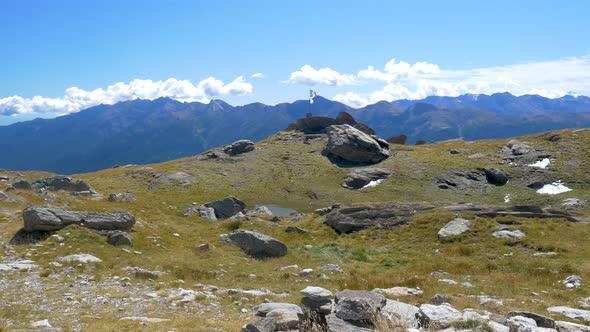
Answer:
xmin=1 ymin=128 xmax=589 ymax=331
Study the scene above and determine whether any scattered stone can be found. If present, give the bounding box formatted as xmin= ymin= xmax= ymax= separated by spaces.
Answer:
xmin=229 ymin=212 xmax=245 ymax=220
xmin=58 ymin=254 xmax=102 ymax=264
xmin=298 ymin=268 xmax=313 ymax=276
xmin=318 ymin=264 xmax=344 ymax=274
xmin=197 ymin=243 xmax=210 ymax=251
xmin=248 ymin=206 xmax=273 ymax=216
xmin=0 ymin=191 xmax=8 ymax=201
xmin=285 ymin=226 xmax=307 ymax=233
xmin=542 ymin=133 xmax=563 ymax=142
xmin=438 ymin=218 xmax=471 ymax=238
xmin=335 ymin=289 xmax=386 ymax=321
xmin=107 ymin=231 xmax=132 ymax=246
xmin=342 ymin=168 xmax=392 ymax=190
xmin=223 ymin=230 xmax=288 ymax=258
xmin=373 ymin=287 xmax=423 ymax=297
xmin=430 ymin=294 xmax=452 ymax=305
xmin=449 ymin=148 xmax=468 ymax=154
xmin=419 ymin=304 xmax=462 ymax=329
xmin=119 ymin=317 xmax=170 ymax=323
xmin=322 ymin=124 xmax=390 ymax=163
xmin=125 ymin=267 xmax=167 ymax=279
xmin=492 ymin=229 xmax=526 ymax=239
xmin=205 ymin=196 xmax=246 ymax=219
xmin=223 ymin=140 xmax=255 ymax=155
xmin=468 ymin=153 xmax=486 ymax=159
xmin=563 ymin=275 xmax=582 ymax=288
xmin=108 ymin=192 xmax=136 ymax=202
xmin=438 ymin=279 xmax=458 ymax=285
xmin=31 ymin=319 xmax=52 ymax=328
xmin=33 ymin=176 xmax=96 ymax=195
xmin=23 ymin=205 xmax=136 ymax=232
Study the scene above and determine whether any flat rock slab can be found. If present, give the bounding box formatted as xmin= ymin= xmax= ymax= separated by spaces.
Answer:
xmin=373 ymin=286 xmax=423 ymax=297
xmin=547 ymin=306 xmax=590 ymax=322
xmin=322 ymin=124 xmax=390 ymax=163
xmin=119 ymin=317 xmax=170 ymax=323
xmin=325 ymin=202 xmax=433 ymax=234
xmin=493 ymin=229 xmax=526 ymax=239
xmin=438 ymin=218 xmax=471 ymax=238
xmin=420 ymin=304 xmax=462 ymax=329
xmin=300 ymin=286 xmax=333 ymax=301
xmin=0 ymin=260 xmax=36 ymax=272
xmin=254 ymin=303 xmax=303 ymax=317
xmin=23 ymin=205 xmax=136 ymax=232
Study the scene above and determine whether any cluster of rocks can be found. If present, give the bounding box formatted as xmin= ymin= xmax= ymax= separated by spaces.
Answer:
xmin=501 ymin=139 xmax=552 ymax=165
xmin=436 ymin=168 xmax=508 ymax=190
xmin=108 ymin=192 xmax=136 ymax=202
xmin=437 ymin=216 xmax=528 ymax=240
xmin=184 ymin=196 xmax=275 ymax=221
xmin=243 ymin=286 xmax=590 ymax=332
xmin=7 ymin=176 xmax=98 ymax=197
xmin=203 ymin=139 xmax=256 ymax=159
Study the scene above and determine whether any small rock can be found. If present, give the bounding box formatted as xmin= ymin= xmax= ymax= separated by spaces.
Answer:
xmin=197 ymin=243 xmax=210 ymax=251
xmin=298 ymin=268 xmax=313 ymax=276
xmin=563 ymin=275 xmax=582 ymax=288
xmin=318 ymin=264 xmax=344 ymax=274
xmin=108 ymin=192 xmax=136 ymax=202
xmin=119 ymin=317 xmax=170 ymax=323
xmin=254 ymin=303 xmax=303 ymax=317
xmin=285 ymin=226 xmax=307 ymax=233
xmin=223 ymin=140 xmax=255 ymax=156
xmin=223 ymin=230 xmax=288 ymax=258
xmin=31 ymin=319 xmax=52 ymax=328
xmin=301 ymin=286 xmax=333 ymax=301
xmin=107 ymin=231 xmax=132 ymax=246
xmin=373 ymin=286 xmax=423 ymax=297
xmin=493 ymin=229 xmax=526 ymax=239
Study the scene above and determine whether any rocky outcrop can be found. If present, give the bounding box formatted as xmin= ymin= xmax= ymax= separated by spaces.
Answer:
xmin=33 ymin=176 xmax=95 ymax=194
xmin=11 ymin=179 xmax=31 ymax=190
xmin=22 ymin=205 xmax=136 ymax=232
xmin=501 ymin=139 xmax=552 ymax=164
xmin=222 ymin=230 xmax=288 ymax=258
xmin=436 ymin=168 xmax=508 ymax=190
xmin=223 ymin=140 xmax=255 ymax=156
xmin=342 ymin=168 xmax=392 ymax=189
xmin=205 ymin=197 xmax=247 ymax=219
xmin=322 ymin=125 xmax=390 ymax=164
xmin=325 ymin=202 xmax=433 ymax=234
xmin=335 ymin=290 xmax=386 ymax=321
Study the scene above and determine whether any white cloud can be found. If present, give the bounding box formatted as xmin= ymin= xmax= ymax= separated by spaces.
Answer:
xmin=326 ymin=55 xmax=590 ymax=107
xmin=0 ymin=76 xmax=253 ymax=116
xmin=333 ymin=92 xmax=369 ymax=108
xmin=288 ymin=65 xmax=356 ymax=86
xmin=251 ymin=73 xmax=265 ymax=78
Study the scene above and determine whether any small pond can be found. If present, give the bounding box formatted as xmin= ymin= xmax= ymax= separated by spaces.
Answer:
xmin=255 ymin=205 xmax=298 ymax=216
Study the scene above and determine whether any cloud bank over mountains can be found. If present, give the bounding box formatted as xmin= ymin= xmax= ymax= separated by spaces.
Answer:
xmin=1 ymin=55 xmax=589 ymax=117
xmin=0 ymin=76 xmax=253 ymax=116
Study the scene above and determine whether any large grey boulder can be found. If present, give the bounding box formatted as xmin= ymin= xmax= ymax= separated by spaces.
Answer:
xmin=301 ymin=286 xmax=333 ymax=301
xmin=23 ymin=205 xmax=136 ymax=232
xmin=223 ymin=230 xmax=288 ymax=258
xmin=265 ymin=309 xmax=302 ymax=330
xmin=12 ymin=179 xmax=31 ymax=190
xmin=205 ymin=196 xmax=246 ymax=219
xmin=381 ymin=299 xmax=428 ymax=328
xmin=322 ymin=125 xmax=390 ymax=163
xmin=335 ymin=289 xmax=386 ymax=321
xmin=342 ymin=168 xmax=392 ymax=189
xmin=438 ymin=218 xmax=471 ymax=238
xmin=419 ymin=304 xmax=462 ymax=329
xmin=437 ymin=168 xmax=508 ymax=190
xmin=224 ymin=140 xmax=255 ymax=156
xmin=241 ymin=318 xmax=276 ymax=332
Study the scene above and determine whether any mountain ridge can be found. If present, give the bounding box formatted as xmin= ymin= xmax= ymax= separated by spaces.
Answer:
xmin=1 ymin=93 xmax=590 ymax=174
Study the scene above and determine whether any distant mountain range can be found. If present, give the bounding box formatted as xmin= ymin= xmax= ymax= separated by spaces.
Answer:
xmin=1 ymin=93 xmax=590 ymax=174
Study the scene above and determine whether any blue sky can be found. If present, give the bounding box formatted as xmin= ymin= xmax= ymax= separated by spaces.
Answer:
xmin=1 ymin=0 xmax=589 ymax=124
